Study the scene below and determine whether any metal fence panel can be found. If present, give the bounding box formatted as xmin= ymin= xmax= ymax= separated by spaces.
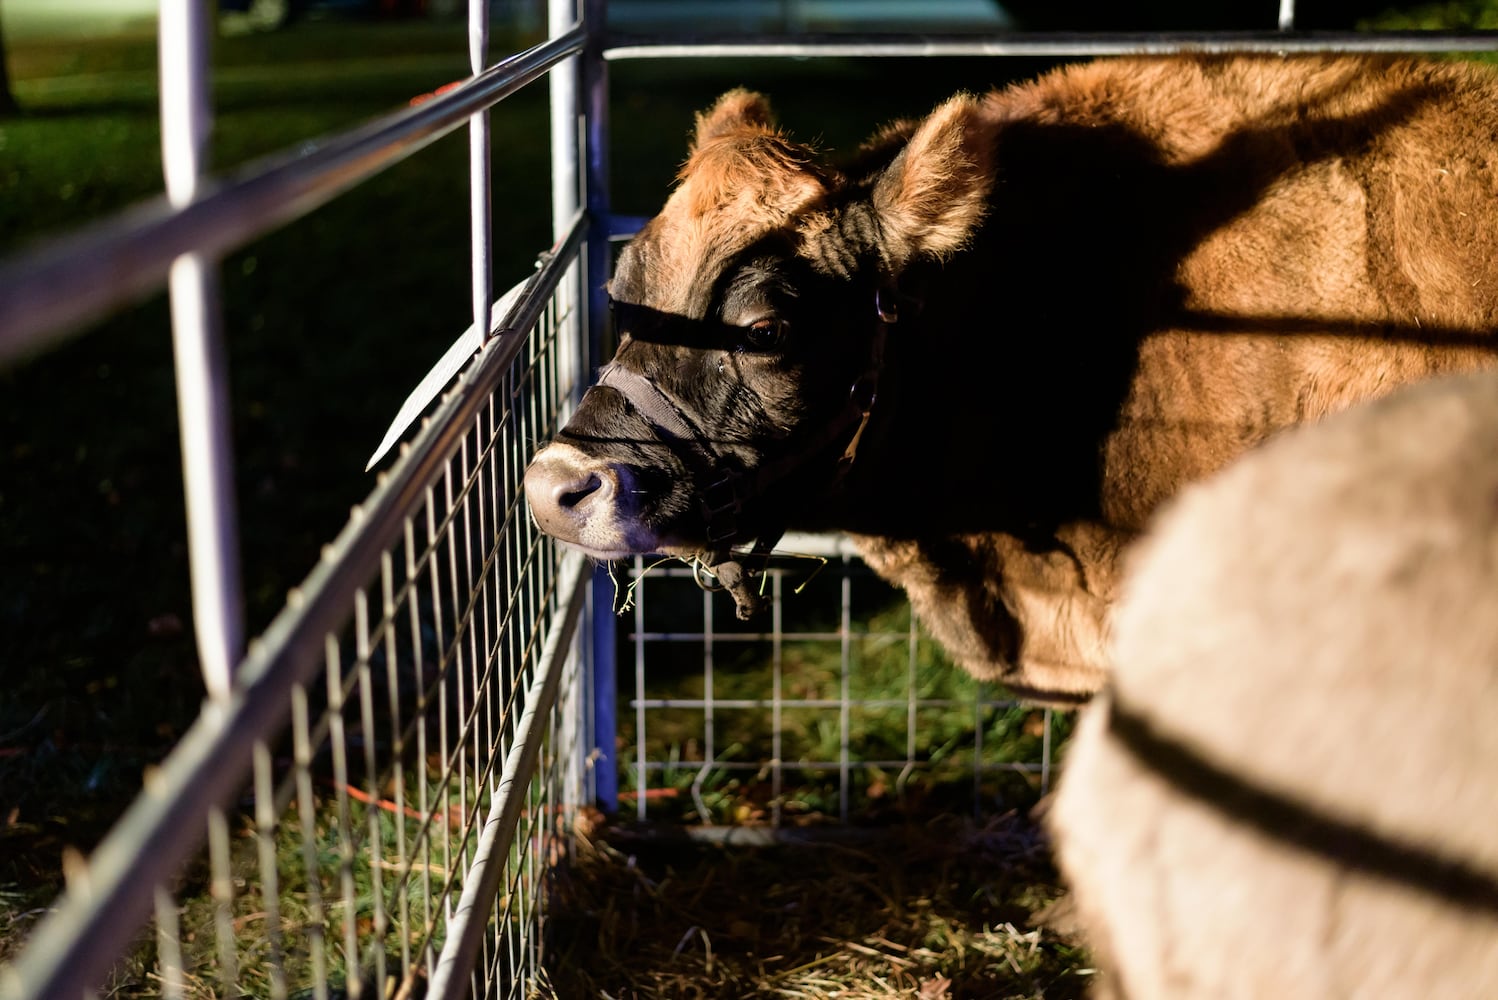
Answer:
xmin=1 ymin=235 xmax=591 ymax=1000
xmin=619 ymin=535 xmax=1061 ymax=827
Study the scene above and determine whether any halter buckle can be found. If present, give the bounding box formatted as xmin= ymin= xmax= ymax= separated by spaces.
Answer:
xmin=702 ymin=475 xmax=743 ymax=543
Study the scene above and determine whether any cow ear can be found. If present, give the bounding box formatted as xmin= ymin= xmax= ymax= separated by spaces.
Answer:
xmin=694 ymin=89 xmax=776 ymax=148
xmin=872 ymin=93 xmax=994 ymax=267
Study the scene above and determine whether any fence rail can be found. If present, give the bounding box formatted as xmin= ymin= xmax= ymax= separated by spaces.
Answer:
xmin=602 ymin=28 xmax=1498 ymax=59
xmin=0 ymin=24 xmax=585 ymax=367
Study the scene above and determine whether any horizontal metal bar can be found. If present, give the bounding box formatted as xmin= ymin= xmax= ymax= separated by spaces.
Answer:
xmin=628 ymin=631 xmax=905 ymax=642
xmin=0 ymin=25 xmax=585 ymax=366
xmin=626 ymin=535 xmax=863 ymax=568
xmin=604 ymin=29 xmax=1498 ymax=59
xmin=631 ymin=760 xmax=1046 ymax=772
xmin=426 ymin=548 xmax=590 ymax=1000
xmin=0 ymin=215 xmax=586 ymax=1000
xmin=632 ymin=697 xmax=1023 ymax=709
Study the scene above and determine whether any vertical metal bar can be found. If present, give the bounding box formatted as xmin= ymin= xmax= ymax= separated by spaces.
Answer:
xmin=551 ymin=0 xmax=593 ymax=825
xmin=582 ymin=0 xmax=619 ymax=815
xmin=1279 ymin=0 xmax=1295 ymax=30
xmin=904 ymin=598 xmax=918 ymax=796
xmin=292 ymin=683 xmax=331 ymax=1000
xmin=550 ymin=0 xmax=581 ymax=241
xmin=253 ymin=741 xmax=288 ymax=1000
xmin=771 ymin=569 xmax=783 ymax=827
xmin=325 ymin=638 xmax=361 ymax=999
xmin=159 ymin=0 xmax=244 ymax=701
xmin=404 ymin=516 xmax=436 ymax=983
xmin=692 ymin=584 xmax=714 ymax=821
xmin=469 ymin=0 xmax=493 ymax=340
xmin=839 ymin=553 xmax=852 ymax=822
xmin=207 ymin=806 xmax=239 ymax=992
xmin=381 ymin=550 xmax=412 ymax=978
xmin=1041 ymin=706 xmax=1054 ymax=796
xmin=424 ymin=552 xmax=588 ymax=1000
xmin=153 ymin=885 xmax=185 ymax=1000
xmin=354 ymin=589 xmax=387 ymax=992
xmin=634 ymin=558 xmax=647 ymax=822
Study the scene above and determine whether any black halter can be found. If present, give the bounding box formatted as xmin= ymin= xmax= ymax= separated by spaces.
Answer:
xmin=597 ymin=283 xmax=902 ymax=618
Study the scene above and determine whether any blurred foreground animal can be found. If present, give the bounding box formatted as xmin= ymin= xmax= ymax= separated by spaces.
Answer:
xmin=526 ymin=55 xmax=1498 ymax=703
xmin=1051 ymin=370 xmax=1498 ymax=999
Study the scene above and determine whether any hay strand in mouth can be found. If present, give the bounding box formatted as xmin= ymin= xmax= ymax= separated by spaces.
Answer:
xmin=609 ymin=547 xmax=830 ymax=619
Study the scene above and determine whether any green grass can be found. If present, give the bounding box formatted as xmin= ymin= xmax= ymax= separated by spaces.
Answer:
xmin=616 ymin=577 xmax=1074 ymax=826
xmin=95 ymin=766 xmax=491 ymax=998
xmin=1362 ymin=0 xmax=1498 ymax=29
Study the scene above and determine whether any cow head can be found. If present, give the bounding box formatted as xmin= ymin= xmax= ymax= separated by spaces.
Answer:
xmin=524 ymin=89 xmax=995 ymax=576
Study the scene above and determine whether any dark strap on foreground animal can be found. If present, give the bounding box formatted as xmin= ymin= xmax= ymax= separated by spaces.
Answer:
xmin=1107 ymin=694 xmax=1498 ymax=916
xmin=595 ymin=282 xmax=903 ymax=619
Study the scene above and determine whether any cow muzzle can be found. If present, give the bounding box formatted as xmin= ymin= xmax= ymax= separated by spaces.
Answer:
xmin=523 ymin=442 xmax=657 ymax=560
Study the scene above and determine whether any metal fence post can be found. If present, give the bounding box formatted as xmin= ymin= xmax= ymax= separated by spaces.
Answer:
xmin=581 ymin=0 xmax=619 ymax=814
xmin=159 ymin=0 xmax=245 ymax=702
xmin=469 ymin=0 xmax=493 ymax=349
xmin=550 ymin=0 xmax=592 ymax=816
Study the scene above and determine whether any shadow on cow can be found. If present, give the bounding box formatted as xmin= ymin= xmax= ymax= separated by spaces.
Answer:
xmin=526 ymin=54 xmax=1498 ymax=704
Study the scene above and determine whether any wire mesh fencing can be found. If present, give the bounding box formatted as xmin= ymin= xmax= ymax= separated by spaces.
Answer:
xmin=2 ymin=247 xmax=592 ymax=1000
xmin=616 ymin=535 xmax=1068 ymax=829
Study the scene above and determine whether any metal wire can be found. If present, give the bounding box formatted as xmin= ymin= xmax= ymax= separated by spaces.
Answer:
xmin=623 ymin=536 xmax=1056 ymax=826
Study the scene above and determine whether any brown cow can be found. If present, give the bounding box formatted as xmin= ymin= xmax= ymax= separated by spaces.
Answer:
xmin=1050 ymin=369 xmax=1498 ymax=998
xmin=524 ymin=55 xmax=1498 ymax=704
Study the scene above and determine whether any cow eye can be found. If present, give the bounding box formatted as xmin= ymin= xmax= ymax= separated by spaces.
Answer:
xmin=745 ymin=317 xmax=790 ymax=350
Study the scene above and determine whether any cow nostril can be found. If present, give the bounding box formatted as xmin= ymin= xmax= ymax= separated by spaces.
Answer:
xmin=558 ymin=473 xmax=603 ymax=510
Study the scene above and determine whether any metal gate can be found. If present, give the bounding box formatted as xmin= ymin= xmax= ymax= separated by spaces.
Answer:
xmin=3 ymin=1 xmax=1498 ymax=997
xmin=0 ymin=1 xmax=596 ymax=995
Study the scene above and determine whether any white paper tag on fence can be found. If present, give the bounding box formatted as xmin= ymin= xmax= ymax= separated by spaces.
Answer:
xmin=366 ymin=276 xmax=531 ymax=471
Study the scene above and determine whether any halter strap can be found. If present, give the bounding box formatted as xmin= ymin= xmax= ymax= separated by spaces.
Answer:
xmin=596 ymin=364 xmax=715 ymax=458
xmin=596 ymin=281 xmax=906 ymax=617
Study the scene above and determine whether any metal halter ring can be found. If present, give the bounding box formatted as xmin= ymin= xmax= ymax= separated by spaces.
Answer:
xmin=691 ymin=557 xmax=727 ymax=592
xmin=850 ymin=372 xmax=879 ymax=414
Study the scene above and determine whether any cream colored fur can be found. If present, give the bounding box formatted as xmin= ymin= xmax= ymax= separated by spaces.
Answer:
xmin=1051 ymin=370 xmax=1498 ymax=999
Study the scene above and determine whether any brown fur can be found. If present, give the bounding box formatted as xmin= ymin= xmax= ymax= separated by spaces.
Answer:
xmin=526 ymin=56 xmax=1498 ymax=703
xmin=1050 ymin=370 xmax=1498 ymax=998
xmin=850 ymin=55 xmax=1498 ymax=702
